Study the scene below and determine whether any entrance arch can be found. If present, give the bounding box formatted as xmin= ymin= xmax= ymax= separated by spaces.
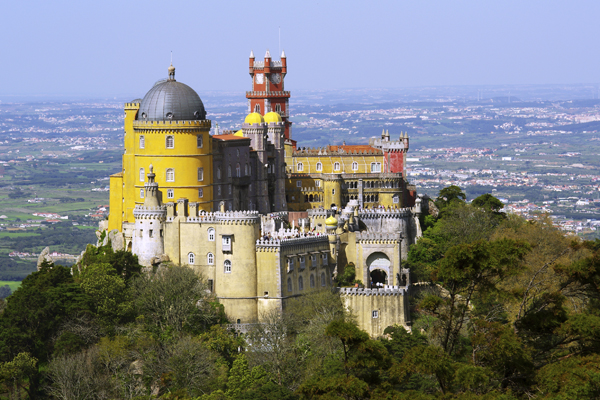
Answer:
xmin=366 ymin=252 xmax=391 ymax=287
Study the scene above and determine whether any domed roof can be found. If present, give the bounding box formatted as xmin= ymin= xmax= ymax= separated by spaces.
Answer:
xmin=244 ymin=112 xmax=264 ymax=125
xmin=325 ymin=215 xmax=338 ymax=227
xmin=137 ymin=65 xmax=206 ymax=121
xmin=264 ymin=111 xmax=282 ymax=123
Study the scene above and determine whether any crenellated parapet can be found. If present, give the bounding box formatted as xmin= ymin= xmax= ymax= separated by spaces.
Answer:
xmin=256 ymin=234 xmax=329 ymax=251
xmin=358 ymin=208 xmax=412 ymax=219
xmin=133 ymin=119 xmax=211 ymax=133
xmin=133 ymin=205 xmax=167 ymax=220
xmin=293 ymin=146 xmax=383 ymax=156
xmin=307 ymin=208 xmax=329 ymax=217
xmin=338 ymin=286 xmax=408 ymax=296
xmin=356 ymin=232 xmax=402 ymax=243
xmin=125 ymin=102 xmax=141 ymax=109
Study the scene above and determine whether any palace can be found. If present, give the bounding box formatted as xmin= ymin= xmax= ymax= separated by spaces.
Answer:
xmin=104 ymin=51 xmax=425 ymax=336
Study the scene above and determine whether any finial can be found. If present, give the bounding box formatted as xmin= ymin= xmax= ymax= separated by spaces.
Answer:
xmin=281 ymin=49 xmax=286 ymax=58
xmin=250 ymin=50 xmax=254 ymax=58
xmin=149 ymin=164 xmax=154 ymax=173
xmin=168 ymin=63 xmax=175 ymax=81
xmin=265 ymin=49 xmax=271 ymax=58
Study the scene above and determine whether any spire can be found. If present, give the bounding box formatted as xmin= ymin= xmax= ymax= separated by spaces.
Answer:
xmin=250 ymin=50 xmax=254 ymax=58
xmin=265 ymin=49 xmax=271 ymax=58
xmin=281 ymin=49 xmax=286 ymax=58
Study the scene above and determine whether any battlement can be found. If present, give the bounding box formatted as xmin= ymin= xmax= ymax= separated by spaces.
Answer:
xmin=358 ymin=208 xmax=412 ymax=218
xmin=133 ymin=205 xmax=167 ymax=219
xmin=132 ymin=120 xmax=212 ymax=130
xmin=246 ymin=91 xmax=290 ymax=98
xmin=184 ymin=210 xmax=260 ymax=224
xmin=293 ymin=146 xmax=383 ymax=156
xmin=256 ymin=234 xmax=328 ymax=248
xmin=338 ymin=286 xmax=407 ymax=296
xmin=252 ymin=60 xmax=283 ymax=68
xmin=307 ymin=208 xmax=329 ymax=217
xmin=125 ymin=102 xmax=141 ymax=109
xmin=356 ymin=232 xmax=402 ymax=242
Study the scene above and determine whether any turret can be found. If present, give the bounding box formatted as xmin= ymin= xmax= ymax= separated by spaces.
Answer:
xmin=249 ymin=50 xmax=255 ymax=75
xmin=264 ymin=49 xmax=271 ymax=74
xmin=281 ymin=49 xmax=287 ymax=75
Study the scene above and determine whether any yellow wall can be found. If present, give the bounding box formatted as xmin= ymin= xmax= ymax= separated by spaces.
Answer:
xmin=108 ymin=173 xmax=123 ymax=231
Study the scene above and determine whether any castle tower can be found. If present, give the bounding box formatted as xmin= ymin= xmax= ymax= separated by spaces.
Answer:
xmin=242 ymin=113 xmax=270 ymax=213
xmin=264 ymin=111 xmax=287 ymax=211
xmin=132 ymin=165 xmax=167 ymax=266
xmin=247 ymin=50 xmax=292 ymax=141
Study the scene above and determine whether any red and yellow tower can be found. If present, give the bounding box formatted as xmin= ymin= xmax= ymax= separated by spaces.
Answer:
xmin=247 ymin=50 xmax=293 ymax=143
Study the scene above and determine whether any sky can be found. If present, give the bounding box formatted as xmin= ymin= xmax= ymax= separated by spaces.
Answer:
xmin=1 ymin=0 xmax=599 ymax=98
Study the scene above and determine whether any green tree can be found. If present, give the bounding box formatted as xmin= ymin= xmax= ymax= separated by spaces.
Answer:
xmin=436 ymin=185 xmax=466 ymax=210
xmin=0 ymin=352 xmax=38 ymax=400
xmin=472 ymin=193 xmax=505 ymax=213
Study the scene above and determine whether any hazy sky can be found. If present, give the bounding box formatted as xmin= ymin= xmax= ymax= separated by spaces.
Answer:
xmin=1 ymin=0 xmax=598 ymax=97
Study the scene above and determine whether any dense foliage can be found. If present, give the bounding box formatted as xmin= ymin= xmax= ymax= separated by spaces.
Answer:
xmin=1 ymin=188 xmax=600 ymax=399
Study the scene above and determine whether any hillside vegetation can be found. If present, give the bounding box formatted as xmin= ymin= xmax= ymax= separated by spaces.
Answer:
xmin=1 ymin=187 xmax=600 ymax=399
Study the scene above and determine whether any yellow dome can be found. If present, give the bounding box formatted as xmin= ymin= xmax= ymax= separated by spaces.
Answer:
xmin=325 ymin=215 xmax=338 ymax=227
xmin=264 ymin=111 xmax=282 ymax=123
xmin=244 ymin=112 xmax=264 ymax=125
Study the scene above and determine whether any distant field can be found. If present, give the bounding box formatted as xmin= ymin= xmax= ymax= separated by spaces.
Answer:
xmin=0 ymin=281 xmax=22 ymax=292
xmin=0 ymin=231 xmax=38 ymax=238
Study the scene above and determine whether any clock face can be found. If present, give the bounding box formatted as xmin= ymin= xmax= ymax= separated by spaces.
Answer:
xmin=255 ymin=73 xmax=264 ymax=84
xmin=271 ymin=73 xmax=281 ymax=84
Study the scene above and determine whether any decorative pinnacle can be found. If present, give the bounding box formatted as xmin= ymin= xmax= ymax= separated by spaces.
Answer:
xmin=149 ymin=164 xmax=154 ymax=173
xmin=265 ymin=49 xmax=271 ymax=58
xmin=281 ymin=49 xmax=286 ymax=58
xmin=250 ymin=50 xmax=254 ymax=58
xmin=168 ymin=64 xmax=175 ymax=81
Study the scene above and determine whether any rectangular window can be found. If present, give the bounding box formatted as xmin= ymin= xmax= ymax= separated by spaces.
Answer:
xmin=393 ymin=195 xmax=399 ymax=204
xmin=296 ymin=181 xmax=302 ymax=188
xmin=167 ymin=189 xmax=174 ymax=199
xmin=166 ymin=168 xmax=175 ymax=182
xmin=207 ymin=279 xmax=213 ymax=292
xmin=371 ymin=162 xmax=381 ymax=173
xmin=334 ymin=162 xmax=340 ymax=171
xmin=315 ymin=180 xmax=320 ymax=187
xmin=372 ymin=310 xmax=379 ymax=319
xmin=139 ymin=168 xmax=145 ymax=182
xmin=139 ymin=135 xmax=145 ymax=149
xmin=197 ymin=135 xmax=203 ymax=148
xmin=140 ymin=189 xmax=144 ymax=198
xmin=222 ymin=235 xmax=232 ymax=252
xmin=311 ymin=254 xmax=317 ymax=268
xmin=198 ymin=167 xmax=204 ymax=181
xmin=299 ymin=256 xmax=306 ymax=270
xmin=198 ymin=188 xmax=203 ymax=198
xmin=352 ymin=162 xmax=358 ymax=171
xmin=287 ymin=258 xmax=294 ymax=272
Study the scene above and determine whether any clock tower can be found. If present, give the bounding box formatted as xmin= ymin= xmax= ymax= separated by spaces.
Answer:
xmin=247 ymin=49 xmax=293 ymax=141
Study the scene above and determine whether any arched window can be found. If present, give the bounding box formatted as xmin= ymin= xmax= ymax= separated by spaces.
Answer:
xmin=139 ymin=135 xmax=145 ymax=149
xmin=224 ymin=260 xmax=232 ymax=273
xmin=139 ymin=168 xmax=145 ymax=182
xmin=297 ymin=162 xmax=303 ymax=172
xmin=166 ymin=168 xmax=175 ymax=182
xmin=207 ymin=253 xmax=214 ymax=265
xmin=310 ymin=274 xmax=315 ymax=288
xmin=321 ymin=272 xmax=326 ymax=287
xmin=236 ymin=163 xmax=241 ymax=177
xmin=316 ymin=162 xmax=322 ymax=171
xmin=309 ymin=194 xmax=313 ymax=202
xmin=298 ymin=276 xmax=304 ymax=291
xmin=244 ymin=164 xmax=248 ymax=176
xmin=197 ymin=167 xmax=204 ymax=181
xmin=227 ymin=165 xmax=232 ymax=178
xmin=208 ymin=228 xmax=215 ymax=241
xmin=287 ymin=278 xmax=292 ymax=292
xmin=198 ymin=188 xmax=203 ymax=198
xmin=334 ymin=162 xmax=340 ymax=171
xmin=188 ymin=253 xmax=195 ymax=265
xmin=166 ymin=135 xmax=174 ymax=149
xmin=254 ymin=104 xmax=260 ymax=113
xmin=140 ymin=189 xmax=144 ymax=198
xmin=275 ymin=104 xmax=282 ymax=114
xmin=197 ymin=135 xmax=203 ymax=148
xmin=167 ymin=189 xmax=174 ymax=199
xmin=248 ymin=164 xmax=252 ymax=175
xmin=352 ymin=162 xmax=358 ymax=171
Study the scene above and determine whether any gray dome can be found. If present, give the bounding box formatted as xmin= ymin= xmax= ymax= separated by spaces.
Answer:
xmin=137 ymin=73 xmax=206 ymax=121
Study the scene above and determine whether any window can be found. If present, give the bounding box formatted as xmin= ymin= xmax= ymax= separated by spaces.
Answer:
xmin=287 ymin=257 xmax=294 ymax=272
xmin=254 ymin=104 xmax=260 ymax=113
xmin=224 ymin=260 xmax=232 ymax=273
xmin=332 ymin=188 xmax=336 ymax=195
xmin=371 ymin=162 xmax=381 ymax=173
xmin=299 ymin=256 xmax=306 ymax=270
xmin=236 ymin=163 xmax=240 ymax=177
xmin=139 ymin=135 xmax=145 ymax=149
xmin=167 ymin=189 xmax=174 ymax=199
xmin=352 ymin=161 xmax=358 ymax=171
xmin=140 ymin=189 xmax=144 ymax=198
xmin=297 ymin=162 xmax=303 ymax=172
xmin=188 ymin=252 xmax=195 ymax=265
xmin=315 ymin=180 xmax=320 ymax=187
xmin=208 ymin=228 xmax=215 ymax=241
xmin=393 ymin=195 xmax=399 ymax=204
xmin=323 ymin=253 xmax=328 ymax=265
xmin=275 ymin=104 xmax=282 ymax=113
xmin=166 ymin=168 xmax=175 ymax=182
xmin=217 ymin=186 xmax=221 ymax=196
xmin=372 ymin=310 xmax=379 ymax=319
xmin=198 ymin=168 xmax=204 ymax=181
xmin=316 ymin=162 xmax=322 ymax=172
xmin=198 ymin=188 xmax=203 ymax=198
xmin=139 ymin=168 xmax=145 ymax=182
xmin=236 ymin=149 xmax=240 ymax=157
xmin=310 ymin=274 xmax=315 ymax=288
xmin=228 ymin=185 xmax=232 ymax=195
xmin=296 ymin=180 xmax=302 ymax=188
xmin=208 ymin=279 xmax=213 ymax=292
xmin=217 ymin=167 xmax=221 ymax=180
xmin=222 ymin=235 xmax=231 ymax=251
xmin=227 ymin=165 xmax=232 ymax=178
xmin=287 ymin=277 xmax=292 ymax=292
xmin=197 ymin=135 xmax=203 ymax=148
xmin=321 ymin=272 xmax=326 ymax=287
xmin=166 ymin=135 xmax=174 ymax=149
xmin=311 ymin=254 xmax=317 ymax=267
xmin=244 ymin=164 xmax=248 ymax=176
xmin=207 ymin=252 xmax=214 ymax=265
xmin=298 ymin=276 xmax=304 ymax=291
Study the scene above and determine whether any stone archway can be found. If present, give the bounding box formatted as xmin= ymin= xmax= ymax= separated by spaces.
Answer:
xmin=366 ymin=252 xmax=391 ymax=287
